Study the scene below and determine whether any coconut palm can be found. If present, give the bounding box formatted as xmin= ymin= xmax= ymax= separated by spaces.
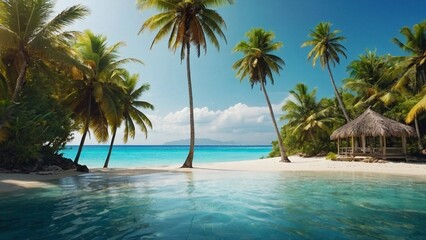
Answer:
xmin=66 ymin=30 xmax=142 ymax=164
xmin=392 ymin=21 xmax=426 ymax=149
xmin=281 ymin=83 xmax=335 ymax=146
xmin=233 ymin=28 xmax=290 ymax=163
xmin=0 ymin=0 xmax=88 ymax=102
xmin=406 ymin=89 xmax=426 ymax=123
xmin=302 ymin=22 xmax=351 ymax=122
xmin=344 ymin=50 xmax=396 ymax=111
xmin=137 ymin=0 xmax=233 ymax=168
xmin=103 ymin=71 xmax=153 ymax=168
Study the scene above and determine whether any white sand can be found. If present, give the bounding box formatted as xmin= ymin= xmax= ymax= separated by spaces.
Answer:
xmin=1 ymin=156 xmax=425 ymax=193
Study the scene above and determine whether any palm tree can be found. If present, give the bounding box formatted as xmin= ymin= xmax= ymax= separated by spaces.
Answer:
xmin=137 ymin=0 xmax=233 ymax=168
xmin=344 ymin=50 xmax=396 ymax=111
xmin=67 ymin=30 xmax=142 ymax=164
xmin=233 ymin=28 xmax=290 ymax=163
xmin=281 ymin=83 xmax=335 ymax=146
xmin=406 ymin=88 xmax=426 ymax=124
xmin=103 ymin=71 xmax=153 ymax=168
xmin=0 ymin=0 xmax=88 ymax=103
xmin=302 ymin=22 xmax=351 ymax=122
xmin=392 ymin=21 xmax=426 ymax=150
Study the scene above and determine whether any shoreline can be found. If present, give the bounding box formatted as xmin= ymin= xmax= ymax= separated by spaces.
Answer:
xmin=1 ymin=156 xmax=425 ymax=193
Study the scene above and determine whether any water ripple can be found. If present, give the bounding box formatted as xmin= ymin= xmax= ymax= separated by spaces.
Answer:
xmin=0 ymin=172 xmax=425 ymax=239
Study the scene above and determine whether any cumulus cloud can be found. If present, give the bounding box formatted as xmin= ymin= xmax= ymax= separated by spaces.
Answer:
xmin=69 ymin=97 xmax=292 ymax=145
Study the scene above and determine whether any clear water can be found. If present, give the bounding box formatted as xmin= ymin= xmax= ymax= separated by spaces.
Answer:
xmin=61 ymin=145 xmax=272 ymax=168
xmin=1 ymin=171 xmax=425 ymax=239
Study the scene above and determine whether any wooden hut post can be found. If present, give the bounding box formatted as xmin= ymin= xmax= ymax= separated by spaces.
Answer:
xmin=337 ymin=138 xmax=340 ymax=155
xmin=361 ymin=135 xmax=366 ymax=153
xmin=351 ymin=136 xmax=355 ymax=157
xmin=383 ymin=136 xmax=387 ymax=159
xmin=402 ymin=136 xmax=407 ymax=154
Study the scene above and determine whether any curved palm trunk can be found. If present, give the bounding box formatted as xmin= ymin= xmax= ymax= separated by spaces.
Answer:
xmin=326 ymin=62 xmax=351 ymax=123
xmin=415 ymin=70 xmax=425 ymax=150
xmin=74 ymin=120 xmax=89 ymax=164
xmin=182 ymin=43 xmax=195 ymax=168
xmin=11 ymin=51 xmax=28 ymax=103
xmin=74 ymin=93 xmax=92 ymax=164
xmin=261 ymin=82 xmax=290 ymax=163
xmin=103 ymin=127 xmax=117 ymax=168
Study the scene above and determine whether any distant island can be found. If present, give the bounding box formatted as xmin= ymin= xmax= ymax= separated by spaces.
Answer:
xmin=163 ymin=138 xmax=238 ymax=145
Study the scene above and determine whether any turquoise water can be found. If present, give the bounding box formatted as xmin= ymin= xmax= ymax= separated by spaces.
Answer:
xmin=1 ymin=171 xmax=425 ymax=239
xmin=61 ymin=145 xmax=272 ymax=168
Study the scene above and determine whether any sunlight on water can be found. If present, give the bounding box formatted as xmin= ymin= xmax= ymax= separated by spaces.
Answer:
xmin=1 ymin=172 xmax=425 ymax=239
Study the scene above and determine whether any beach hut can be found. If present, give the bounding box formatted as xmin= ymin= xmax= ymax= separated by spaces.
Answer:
xmin=330 ymin=108 xmax=415 ymax=159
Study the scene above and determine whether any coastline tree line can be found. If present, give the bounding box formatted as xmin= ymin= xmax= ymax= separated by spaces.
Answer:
xmin=270 ymin=21 xmax=426 ymax=157
xmin=0 ymin=0 xmax=424 ymax=171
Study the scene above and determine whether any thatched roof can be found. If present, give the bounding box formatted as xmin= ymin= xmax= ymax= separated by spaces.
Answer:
xmin=330 ymin=108 xmax=415 ymax=140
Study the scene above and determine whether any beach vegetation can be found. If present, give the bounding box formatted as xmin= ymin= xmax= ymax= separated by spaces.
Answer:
xmin=233 ymin=28 xmax=290 ymax=162
xmin=0 ymin=0 xmax=87 ymax=171
xmin=0 ymin=72 xmax=75 ymax=170
xmin=0 ymin=0 xmax=88 ymax=103
xmin=270 ymin=20 xmax=425 ymax=158
xmin=137 ymin=0 xmax=233 ymax=168
xmin=392 ymin=21 xmax=426 ymax=150
xmin=325 ymin=152 xmax=337 ymax=160
xmin=269 ymin=83 xmax=338 ymax=157
xmin=65 ymin=30 xmax=143 ymax=165
xmin=344 ymin=50 xmax=396 ymax=113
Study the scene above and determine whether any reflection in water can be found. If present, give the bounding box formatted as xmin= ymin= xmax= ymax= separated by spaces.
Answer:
xmin=0 ymin=172 xmax=425 ymax=239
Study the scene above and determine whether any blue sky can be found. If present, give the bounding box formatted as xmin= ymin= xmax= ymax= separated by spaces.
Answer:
xmin=55 ymin=0 xmax=426 ymax=145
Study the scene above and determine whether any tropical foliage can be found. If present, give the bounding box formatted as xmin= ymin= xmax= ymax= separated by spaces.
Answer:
xmin=273 ymin=83 xmax=338 ymax=156
xmin=137 ymin=0 xmax=233 ymax=168
xmin=0 ymin=0 xmax=88 ymax=102
xmin=344 ymin=50 xmax=397 ymax=114
xmin=0 ymin=1 xmax=153 ymax=171
xmin=66 ymin=30 xmax=143 ymax=164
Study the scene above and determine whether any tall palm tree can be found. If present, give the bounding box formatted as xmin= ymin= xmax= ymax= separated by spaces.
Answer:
xmin=67 ymin=30 xmax=142 ymax=164
xmin=233 ymin=28 xmax=290 ymax=163
xmin=302 ymin=22 xmax=351 ymax=122
xmin=103 ymin=71 xmax=153 ymax=168
xmin=281 ymin=83 xmax=335 ymax=146
xmin=392 ymin=21 xmax=426 ymax=150
xmin=137 ymin=0 xmax=233 ymax=168
xmin=0 ymin=0 xmax=88 ymax=103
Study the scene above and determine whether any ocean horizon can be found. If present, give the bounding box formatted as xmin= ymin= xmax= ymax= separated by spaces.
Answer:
xmin=61 ymin=145 xmax=272 ymax=168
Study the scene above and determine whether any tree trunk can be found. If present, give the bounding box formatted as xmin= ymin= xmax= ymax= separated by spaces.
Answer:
xmin=74 ymin=93 xmax=92 ymax=164
xmin=326 ymin=62 xmax=351 ymax=123
xmin=11 ymin=50 xmax=28 ymax=103
xmin=414 ymin=117 xmax=424 ymax=150
xmin=74 ymin=120 xmax=89 ymax=164
xmin=261 ymin=82 xmax=290 ymax=163
xmin=182 ymin=43 xmax=195 ymax=168
xmin=103 ymin=127 xmax=117 ymax=168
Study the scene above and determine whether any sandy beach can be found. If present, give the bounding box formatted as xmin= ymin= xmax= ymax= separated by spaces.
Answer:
xmin=1 ymin=156 xmax=425 ymax=193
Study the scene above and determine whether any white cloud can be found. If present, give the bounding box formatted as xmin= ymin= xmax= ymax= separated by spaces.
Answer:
xmin=69 ymin=97 xmax=292 ymax=145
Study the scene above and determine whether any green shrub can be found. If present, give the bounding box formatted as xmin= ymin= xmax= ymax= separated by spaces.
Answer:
xmin=325 ymin=152 xmax=337 ymax=160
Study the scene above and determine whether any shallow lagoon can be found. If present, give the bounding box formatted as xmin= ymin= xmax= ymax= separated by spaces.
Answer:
xmin=61 ymin=145 xmax=272 ymax=168
xmin=1 ymin=171 xmax=425 ymax=239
